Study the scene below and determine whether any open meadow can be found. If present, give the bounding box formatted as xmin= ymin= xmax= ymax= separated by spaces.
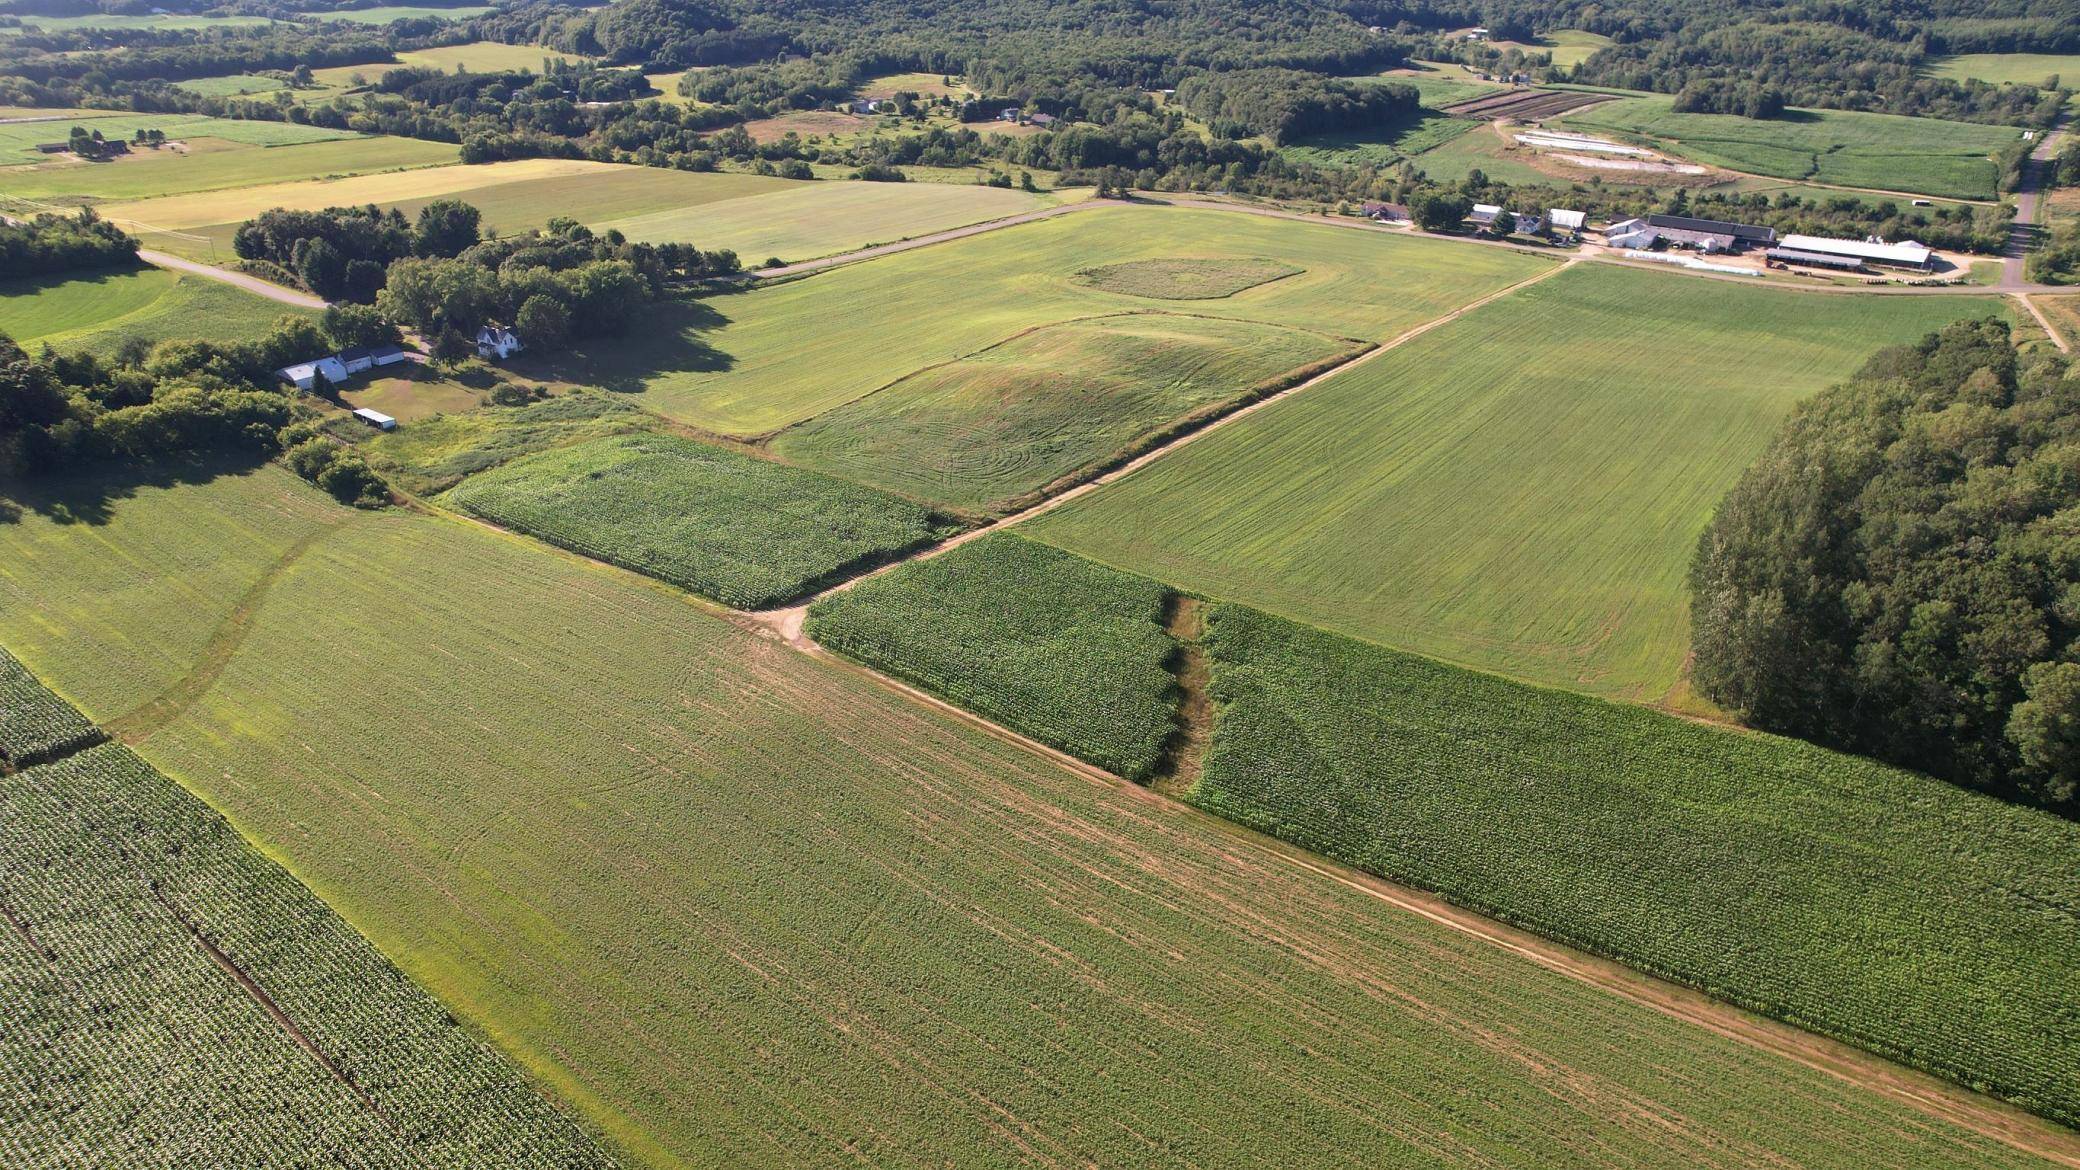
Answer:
xmin=8 ymin=11 xmax=275 ymax=32
xmin=0 ymin=465 xmax=2062 ymax=1168
xmin=0 ymin=267 xmax=314 ymax=358
xmin=528 ymin=203 xmax=1552 ymax=435
xmin=93 ymin=157 xmax=1062 ymax=266
xmin=1928 ymin=52 xmax=2080 ymax=88
xmin=1557 ymin=97 xmax=2022 ymax=198
xmin=0 ymin=132 xmax=458 ymax=206
xmin=0 ymin=113 xmax=360 ymax=166
xmin=1026 ymin=262 xmax=2016 ymax=704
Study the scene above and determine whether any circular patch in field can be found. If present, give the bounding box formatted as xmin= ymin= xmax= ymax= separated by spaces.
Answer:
xmin=1075 ymin=257 xmax=1304 ymax=300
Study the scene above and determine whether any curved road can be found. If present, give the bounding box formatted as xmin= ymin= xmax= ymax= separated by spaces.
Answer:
xmin=137 ymin=248 xmax=328 ymax=309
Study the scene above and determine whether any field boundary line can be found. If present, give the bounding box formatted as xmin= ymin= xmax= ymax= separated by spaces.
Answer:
xmin=2019 ymin=293 xmax=2072 ymax=352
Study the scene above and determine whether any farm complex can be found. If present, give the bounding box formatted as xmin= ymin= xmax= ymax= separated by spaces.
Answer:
xmin=1 ymin=2 xmax=2077 ymax=1167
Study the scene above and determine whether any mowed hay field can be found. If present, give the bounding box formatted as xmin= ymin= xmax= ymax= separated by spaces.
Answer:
xmin=1928 ymin=52 xmax=2080 ymax=88
xmin=770 ymin=312 xmax=1366 ymax=514
xmin=0 ymin=267 xmax=315 ymax=358
xmin=541 ymin=204 xmax=1553 ymax=435
xmin=96 ymin=158 xmax=1059 ymax=265
xmin=1557 ymin=97 xmax=2022 ymax=199
xmin=0 ymin=134 xmax=459 ymax=206
xmin=0 ymin=466 xmax=2058 ymax=1168
xmin=1027 ymin=263 xmax=2018 ymax=703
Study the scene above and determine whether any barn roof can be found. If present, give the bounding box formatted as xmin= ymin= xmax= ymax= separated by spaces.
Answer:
xmin=1645 ymin=213 xmax=1775 ymax=244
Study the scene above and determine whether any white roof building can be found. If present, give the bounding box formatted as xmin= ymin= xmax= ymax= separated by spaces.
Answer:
xmin=351 ymin=408 xmax=397 ymax=430
xmin=1547 ymin=208 xmax=1587 ymax=231
xmin=277 ymin=356 xmax=349 ymax=391
xmin=1778 ymin=234 xmax=1934 ymax=269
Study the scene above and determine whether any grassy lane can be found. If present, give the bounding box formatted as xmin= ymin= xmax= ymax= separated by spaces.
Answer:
xmin=0 ymin=467 xmax=2056 ymax=1167
xmin=1028 ymin=264 xmax=2019 ymax=703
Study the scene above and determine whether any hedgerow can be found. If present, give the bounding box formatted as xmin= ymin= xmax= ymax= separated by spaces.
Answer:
xmin=1194 ymin=603 xmax=2080 ymax=1129
xmin=0 ymin=646 xmax=101 ymax=766
xmin=445 ymin=433 xmax=958 ymax=607
xmin=1 ymin=742 xmax=617 ymax=1168
xmin=806 ymin=534 xmax=1178 ymax=779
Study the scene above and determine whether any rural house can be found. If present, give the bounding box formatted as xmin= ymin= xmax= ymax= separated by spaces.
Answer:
xmin=476 ymin=325 xmax=523 ymax=360
xmin=1361 ymin=201 xmax=1409 ymax=222
xmin=1029 ymin=112 xmax=1056 ymax=127
xmin=1513 ymin=211 xmax=1546 ymax=236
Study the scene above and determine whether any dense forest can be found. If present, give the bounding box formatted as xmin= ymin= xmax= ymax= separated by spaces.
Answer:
xmin=0 ymin=211 xmax=140 ymax=280
xmin=1690 ymin=320 xmax=2080 ymax=814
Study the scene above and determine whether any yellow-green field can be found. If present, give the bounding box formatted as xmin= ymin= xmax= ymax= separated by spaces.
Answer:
xmin=1026 ymin=262 xmax=2019 ymax=704
xmin=97 ymin=157 xmax=1063 ymax=266
xmin=0 ymin=113 xmax=357 ymax=166
xmin=0 ymin=267 xmax=314 ymax=358
xmin=1488 ymin=29 xmax=1614 ymax=68
xmin=0 ymin=133 xmax=459 ymax=206
xmin=305 ymin=40 xmax=594 ymax=94
xmin=1928 ymin=52 xmax=2080 ymax=89
xmin=525 ymin=204 xmax=1554 ymax=435
xmin=0 ymin=464 xmax=2055 ymax=1168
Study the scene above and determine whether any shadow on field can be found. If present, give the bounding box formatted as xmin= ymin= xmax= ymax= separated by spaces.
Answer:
xmin=0 ymin=450 xmax=269 ymax=527
xmin=520 ymin=294 xmax=735 ymax=394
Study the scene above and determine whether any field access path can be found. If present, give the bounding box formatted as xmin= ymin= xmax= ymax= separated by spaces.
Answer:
xmin=135 ymin=248 xmax=327 ymax=309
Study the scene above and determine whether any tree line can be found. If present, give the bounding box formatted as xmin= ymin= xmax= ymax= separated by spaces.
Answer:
xmin=0 ymin=211 xmax=140 ymax=281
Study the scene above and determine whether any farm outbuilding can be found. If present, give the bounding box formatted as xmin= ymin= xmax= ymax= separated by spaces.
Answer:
xmin=1361 ymin=201 xmax=1408 ymax=222
xmin=1468 ymin=203 xmax=1503 ymax=228
xmin=1644 ymin=214 xmax=1776 ymax=251
xmin=1766 ymin=247 xmax=1865 ymax=271
xmin=277 ymin=356 xmax=349 ymax=391
xmin=1548 ymin=208 xmax=1586 ymax=233
xmin=351 ymin=408 xmax=397 ymax=431
xmin=1777 ymin=233 xmax=1934 ymax=270
xmin=1604 ymin=218 xmax=1658 ymax=250
xmin=339 ymin=343 xmax=410 ymax=375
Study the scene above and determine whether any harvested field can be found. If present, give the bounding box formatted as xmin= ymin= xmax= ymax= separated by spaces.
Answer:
xmin=543 ymin=203 xmax=1551 ymax=435
xmin=740 ymin=110 xmax=872 ymax=143
xmin=443 ymin=433 xmax=958 ymax=607
xmin=0 ymin=465 xmax=2061 ymax=1166
xmin=0 ymin=134 xmax=458 ymax=205
xmin=1027 ymin=263 xmax=2019 ymax=703
xmin=770 ymin=312 xmax=1364 ymax=513
xmin=1442 ymin=88 xmax=1612 ymax=121
xmin=1074 ymin=257 xmax=1302 ymax=298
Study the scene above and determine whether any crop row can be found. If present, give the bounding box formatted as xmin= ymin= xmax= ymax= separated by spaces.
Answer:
xmin=806 ymin=534 xmax=1179 ymax=779
xmin=1 ymin=739 xmax=617 ymax=1167
xmin=0 ymin=647 xmax=102 ymax=766
xmin=1193 ymin=603 xmax=2080 ymax=1130
xmin=446 ymin=433 xmax=957 ymax=608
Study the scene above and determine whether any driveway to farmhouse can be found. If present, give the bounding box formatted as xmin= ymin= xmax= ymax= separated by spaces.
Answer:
xmin=137 ymin=248 xmax=328 ymax=309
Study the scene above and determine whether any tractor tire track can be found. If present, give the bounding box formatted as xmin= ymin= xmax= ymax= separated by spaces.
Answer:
xmin=109 ymin=521 xmax=347 ymax=744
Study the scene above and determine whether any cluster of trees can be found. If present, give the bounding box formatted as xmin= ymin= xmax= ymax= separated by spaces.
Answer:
xmin=0 ymin=210 xmax=139 ymax=280
xmin=1670 ymin=78 xmax=1786 ymax=120
xmin=1690 ymin=319 xmax=2080 ymax=813
xmin=234 ymin=202 xmax=481 ymax=301
xmin=1172 ymin=70 xmax=1417 ymax=144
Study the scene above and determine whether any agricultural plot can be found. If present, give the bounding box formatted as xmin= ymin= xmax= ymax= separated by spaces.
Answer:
xmin=770 ymin=313 xmax=1364 ymax=514
xmin=2033 ymin=295 xmax=2080 ymax=350
xmin=807 ymin=535 xmax=1178 ymax=778
xmin=1928 ymin=52 xmax=2080 ymax=89
xmin=316 ymin=5 xmax=495 ymax=22
xmin=1558 ymin=97 xmax=2022 ymax=198
xmin=1402 ymin=122 xmax=1577 ymax=185
xmin=0 ymin=134 xmax=458 ymax=206
xmin=0 ymin=647 xmax=101 ymax=766
xmin=3 ymin=741 xmax=612 ymax=1167
xmin=443 ymin=434 xmax=958 ymax=607
xmin=0 ymin=267 xmax=316 ymax=359
xmin=543 ymin=203 xmax=1551 ymax=435
xmin=1190 ymin=603 xmax=2080 ymax=1129
xmin=0 ymin=114 xmax=356 ymax=165
xmin=172 ymin=73 xmax=289 ymax=98
xmin=357 ymin=391 xmax=654 ymax=496
xmin=1281 ymin=110 xmax=1480 ymax=170
xmin=0 ymin=468 xmax=2057 ymax=1167
xmin=1075 ymin=257 xmax=1302 ymax=298
xmin=10 ymin=11 xmax=274 ymax=31
xmin=309 ymin=41 xmax=589 ymax=86
xmin=825 ymin=536 xmax=2080 ymax=1129
xmin=1027 ymin=263 xmax=2017 ymax=703
xmin=1488 ymin=30 xmax=1615 ymax=68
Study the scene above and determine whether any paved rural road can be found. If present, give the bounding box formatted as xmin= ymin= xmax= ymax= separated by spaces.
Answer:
xmin=2003 ymin=115 xmax=2068 ymax=290
xmin=138 ymin=248 xmax=329 ymax=309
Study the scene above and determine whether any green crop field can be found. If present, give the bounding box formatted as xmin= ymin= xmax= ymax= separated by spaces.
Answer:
xmin=308 ymin=41 xmax=590 ymax=87
xmin=1928 ymin=52 xmax=2080 ymax=88
xmin=1282 ymin=110 xmax=1481 ymax=169
xmin=0 ymin=134 xmax=458 ymax=206
xmin=4 ymin=736 xmax=612 ymax=1166
xmin=12 ymin=11 xmax=275 ymax=31
xmin=0 ymin=647 xmax=101 ymax=765
xmin=1490 ymin=29 xmax=1615 ymax=68
xmin=444 ymin=433 xmax=958 ymax=607
xmin=1346 ymin=65 xmax=1502 ymax=109
xmin=529 ymin=204 xmax=1552 ymax=435
xmin=0 ymin=268 xmax=316 ymax=359
xmin=592 ymin=178 xmax=1058 ymax=263
xmin=0 ymin=114 xmax=356 ymax=164
xmin=1074 ymin=257 xmax=1302 ymax=298
xmin=316 ymin=5 xmax=495 ymax=23
xmin=1191 ymin=603 xmax=2080 ymax=1129
xmin=171 ymin=73 xmax=289 ymax=97
xmin=0 ymin=465 xmax=2056 ymax=1166
xmin=1558 ymin=97 xmax=2023 ymax=198
xmin=808 ymin=535 xmax=1179 ymax=778
xmin=1027 ymin=263 xmax=2018 ymax=703
xmin=811 ymin=535 xmax=2080 ymax=1129
xmin=1403 ymin=121 xmax=1580 ymax=186
xmin=771 ymin=313 xmax=1363 ymax=513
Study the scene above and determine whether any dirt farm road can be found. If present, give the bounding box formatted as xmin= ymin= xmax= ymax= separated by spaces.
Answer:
xmin=137 ymin=248 xmax=329 ymax=309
